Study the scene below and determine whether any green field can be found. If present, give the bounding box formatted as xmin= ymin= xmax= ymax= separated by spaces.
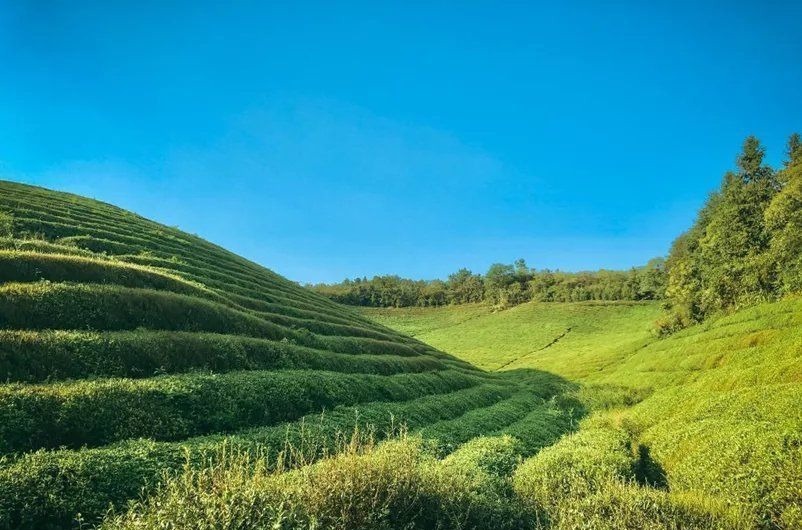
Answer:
xmin=363 ymin=301 xmax=662 ymax=375
xmin=0 ymin=180 xmax=799 ymax=530
xmin=362 ymin=300 xmax=802 ymax=529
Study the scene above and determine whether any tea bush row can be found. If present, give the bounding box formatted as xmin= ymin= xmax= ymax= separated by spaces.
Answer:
xmin=0 ymin=383 xmax=513 ymax=529
xmin=0 ymin=265 xmax=403 ymax=345
xmin=6 ymin=209 xmax=352 ymax=325
xmin=0 ymin=282 xmax=432 ymax=359
xmin=0 ymin=329 xmax=448 ymax=383
xmin=0 ymin=368 xmax=482 ymax=453
xmin=101 ymin=435 xmax=532 ymax=530
xmin=9 ymin=210 xmax=328 ymax=310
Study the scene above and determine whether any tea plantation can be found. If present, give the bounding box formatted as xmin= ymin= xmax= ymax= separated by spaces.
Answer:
xmin=1 ymin=180 xmax=799 ymax=529
xmin=363 ymin=300 xmax=802 ymax=529
xmin=0 ymin=181 xmax=577 ymax=529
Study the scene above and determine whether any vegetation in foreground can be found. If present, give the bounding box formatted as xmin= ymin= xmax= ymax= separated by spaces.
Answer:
xmin=2 ymin=133 xmax=802 ymax=530
xmin=0 ymin=180 xmax=578 ymax=530
xmin=363 ymin=296 xmax=802 ymax=529
xmin=103 ymin=429 xmax=746 ymax=530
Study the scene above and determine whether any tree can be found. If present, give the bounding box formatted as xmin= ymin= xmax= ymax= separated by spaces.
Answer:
xmin=446 ymin=268 xmax=484 ymax=304
xmin=484 ymin=263 xmax=516 ymax=305
xmin=638 ymin=257 xmax=667 ymax=300
xmin=662 ymin=136 xmax=780 ymax=331
xmin=737 ymin=135 xmax=766 ymax=180
xmin=787 ymin=133 xmax=802 ymax=167
xmin=765 ymin=133 xmax=802 ymax=293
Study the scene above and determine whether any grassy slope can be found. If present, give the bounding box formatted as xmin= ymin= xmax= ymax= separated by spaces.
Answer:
xmin=362 ymin=299 xmax=802 ymax=528
xmin=2 ymin=178 xmax=798 ymax=528
xmin=364 ymin=301 xmax=661 ymax=374
xmin=0 ymin=181 xmax=578 ymax=530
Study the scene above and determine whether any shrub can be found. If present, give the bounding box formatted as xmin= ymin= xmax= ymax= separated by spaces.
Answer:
xmin=0 ymin=282 xmax=434 ymax=358
xmin=0 ymin=369 xmax=481 ymax=453
xmin=101 ymin=435 xmax=533 ymax=530
xmin=0 ymin=383 xmax=513 ymax=529
xmin=0 ymin=329 xmax=447 ymax=383
xmin=513 ymin=427 xmax=636 ymax=512
xmin=0 ymin=212 xmax=13 ymax=238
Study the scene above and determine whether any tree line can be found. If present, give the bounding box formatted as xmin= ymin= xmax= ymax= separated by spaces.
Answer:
xmin=310 ymin=133 xmax=802 ymax=330
xmin=308 ymin=258 xmax=667 ymax=308
xmin=659 ymin=133 xmax=802 ymax=333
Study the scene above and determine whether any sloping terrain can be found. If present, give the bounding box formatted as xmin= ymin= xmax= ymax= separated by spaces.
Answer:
xmin=1 ymin=180 xmax=798 ymax=530
xmin=364 ymin=300 xmax=802 ymax=528
xmin=0 ymin=181 xmax=577 ymax=529
xmin=364 ymin=301 xmax=661 ymax=373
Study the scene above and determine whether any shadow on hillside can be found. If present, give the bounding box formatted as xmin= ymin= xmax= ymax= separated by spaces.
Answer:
xmin=494 ymin=367 xmax=589 ymax=425
xmin=634 ymin=444 xmax=668 ymax=489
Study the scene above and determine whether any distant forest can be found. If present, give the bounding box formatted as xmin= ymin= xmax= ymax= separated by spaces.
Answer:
xmin=308 ymin=258 xmax=667 ymax=308
xmin=312 ymin=133 xmax=802 ymax=331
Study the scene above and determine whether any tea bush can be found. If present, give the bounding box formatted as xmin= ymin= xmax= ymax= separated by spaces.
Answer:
xmin=0 ymin=383 xmax=527 ymax=529
xmin=0 ymin=329 xmax=447 ymax=382
xmin=0 ymin=369 xmax=482 ymax=452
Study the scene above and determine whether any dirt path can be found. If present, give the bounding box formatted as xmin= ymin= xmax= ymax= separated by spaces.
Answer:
xmin=494 ymin=327 xmax=572 ymax=371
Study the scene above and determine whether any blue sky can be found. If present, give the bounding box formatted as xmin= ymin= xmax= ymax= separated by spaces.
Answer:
xmin=2 ymin=1 xmax=801 ymax=283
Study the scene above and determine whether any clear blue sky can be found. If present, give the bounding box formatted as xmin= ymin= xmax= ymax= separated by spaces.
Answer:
xmin=2 ymin=1 xmax=801 ymax=283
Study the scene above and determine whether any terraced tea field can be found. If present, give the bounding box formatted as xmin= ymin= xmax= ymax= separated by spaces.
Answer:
xmin=1 ymin=180 xmax=799 ymax=530
xmin=363 ymin=300 xmax=802 ymax=528
xmin=0 ymin=181 xmax=578 ymax=529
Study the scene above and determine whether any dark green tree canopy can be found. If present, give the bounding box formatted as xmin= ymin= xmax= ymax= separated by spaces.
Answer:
xmin=661 ymin=133 xmax=801 ymax=333
xmin=737 ymin=135 xmax=766 ymax=179
xmin=787 ymin=132 xmax=802 ymax=166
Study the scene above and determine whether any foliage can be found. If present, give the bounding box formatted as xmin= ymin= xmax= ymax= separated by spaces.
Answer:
xmin=309 ymin=258 xmax=667 ymax=309
xmin=764 ymin=149 xmax=802 ymax=293
xmin=661 ymin=133 xmax=802 ymax=332
xmin=0 ymin=180 xmax=579 ymax=528
xmin=0 ymin=212 xmax=12 ymax=238
xmin=0 ymin=382 xmax=561 ymax=529
xmin=0 ymin=369 xmax=481 ymax=453
xmin=3 ymin=161 xmax=802 ymax=530
xmin=0 ymin=329 xmax=447 ymax=383
xmin=101 ymin=435 xmax=533 ymax=530
xmin=368 ymin=296 xmax=802 ymax=528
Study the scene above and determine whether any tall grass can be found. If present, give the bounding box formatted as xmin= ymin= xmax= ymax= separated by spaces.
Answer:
xmin=0 ymin=383 xmax=532 ymax=529
xmin=101 ymin=433 xmax=532 ymax=530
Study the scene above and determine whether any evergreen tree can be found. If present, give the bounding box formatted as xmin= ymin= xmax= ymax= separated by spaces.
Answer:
xmin=765 ymin=133 xmax=802 ymax=293
xmin=737 ymin=135 xmax=765 ymax=179
xmin=786 ymin=133 xmax=802 ymax=166
xmin=698 ymin=137 xmax=777 ymax=312
xmin=662 ymin=136 xmax=779 ymax=332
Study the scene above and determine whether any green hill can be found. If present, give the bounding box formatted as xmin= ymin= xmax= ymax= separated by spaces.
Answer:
xmin=1 ymin=180 xmax=800 ymax=530
xmin=0 ymin=181 xmax=577 ymax=529
xmin=362 ymin=300 xmax=802 ymax=528
xmin=363 ymin=301 xmax=662 ymax=374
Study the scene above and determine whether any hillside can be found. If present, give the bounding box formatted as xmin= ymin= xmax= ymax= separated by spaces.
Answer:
xmin=363 ymin=300 xmax=802 ymax=528
xmin=1 ymin=179 xmax=799 ymax=530
xmin=0 ymin=181 xmax=578 ymax=529
xmin=363 ymin=301 xmax=661 ymax=373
